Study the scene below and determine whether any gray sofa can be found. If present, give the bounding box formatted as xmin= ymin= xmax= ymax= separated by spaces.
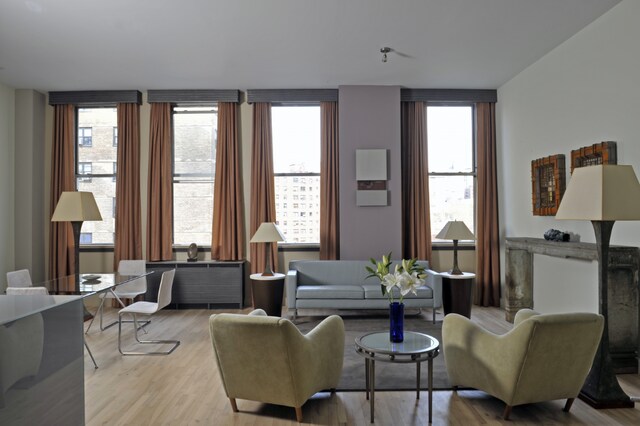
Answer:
xmin=285 ymin=260 xmax=442 ymax=323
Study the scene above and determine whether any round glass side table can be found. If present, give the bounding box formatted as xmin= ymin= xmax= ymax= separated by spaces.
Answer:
xmin=355 ymin=331 xmax=440 ymax=423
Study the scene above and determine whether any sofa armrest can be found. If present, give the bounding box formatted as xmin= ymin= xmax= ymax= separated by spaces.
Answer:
xmin=285 ymin=269 xmax=298 ymax=309
xmin=424 ymin=268 xmax=443 ymax=308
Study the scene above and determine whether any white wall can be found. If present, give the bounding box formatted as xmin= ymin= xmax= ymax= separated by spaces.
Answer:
xmin=0 ymin=83 xmax=16 ymax=291
xmin=14 ymin=90 xmax=46 ymax=283
xmin=497 ymin=0 xmax=640 ymax=313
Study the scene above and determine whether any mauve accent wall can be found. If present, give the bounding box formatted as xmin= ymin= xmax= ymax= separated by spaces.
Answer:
xmin=338 ymin=85 xmax=402 ymax=260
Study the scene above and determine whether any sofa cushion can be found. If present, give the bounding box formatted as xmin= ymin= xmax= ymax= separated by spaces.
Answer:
xmin=297 ymin=285 xmax=364 ymax=300
xmin=362 ymin=284 xmax=433 ymax=300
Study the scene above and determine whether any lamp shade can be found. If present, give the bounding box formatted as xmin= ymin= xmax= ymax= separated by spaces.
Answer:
xmin=555 ymin=165 xmax=640 ymax=221
xmin=51 ymin=191 xmax=103 ymax=222
xmin=436 ymin=220 xmax=475 ymax=240
xmin=250 ymin=222 xmax=286 ymax=243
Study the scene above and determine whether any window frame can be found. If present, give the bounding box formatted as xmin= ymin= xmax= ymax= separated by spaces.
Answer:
xmin=75 ymin=106 xmax=118 ymax=247
xmin=77 ymin=162 xmax=93 ymax=182
xmin=171 ymin=104 xmax=218 ymax=248
xmin=78 ymin=127 xmax=93 ymax=147
xmin=271 ymin=103 xmax=321 ymax=246
xmin=426 ymin=102 xmax=477 ymax=245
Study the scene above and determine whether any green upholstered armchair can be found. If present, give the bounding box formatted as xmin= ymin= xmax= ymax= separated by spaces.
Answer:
xmin=209 ymin=309 xmax=345 ymax=423
xmin=443 ymin=309 xmax=604 ymax=420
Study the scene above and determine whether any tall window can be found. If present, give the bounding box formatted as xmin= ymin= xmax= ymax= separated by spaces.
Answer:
xmin=76 ymin=107 xmax=117 ymax=244
xmin=272 ymin=106 xmax=321 ymax=244
xmin=172 ymin=105 xmax=217 ymax=246
xmin=427 ymin=105 xmax=475 ymax=241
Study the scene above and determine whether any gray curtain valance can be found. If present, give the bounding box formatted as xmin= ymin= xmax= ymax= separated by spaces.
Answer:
xmin=49 ymin=90 xmax=142 ymax=106
xmin=147 ymin=89 xmax=241 ymax=104
xmin=247 ymin=89 xmax=338 ymax=105
xmin=401 ymin=89 xmax=497 ymax=103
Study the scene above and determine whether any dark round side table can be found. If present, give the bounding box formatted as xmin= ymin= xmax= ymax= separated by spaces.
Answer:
xmin=440 ymin=272 xmax=475 ymax=318
xmin=250 ymin=273 xmax=285 ymax=316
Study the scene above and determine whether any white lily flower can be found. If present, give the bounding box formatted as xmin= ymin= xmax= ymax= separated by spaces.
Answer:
xmin=382 ymin=273 xmax=399 ymax=296
xmin=397 ymin=271 xmax=416 ymax=296
xmin=367 ymin=254 xmax=426 ymax=303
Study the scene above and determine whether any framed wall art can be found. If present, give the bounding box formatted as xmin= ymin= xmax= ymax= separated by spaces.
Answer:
xmin=570 ymin=141 xmax=617 ymax=172
xmin=531 ymin=154 xmax=566 ymax=216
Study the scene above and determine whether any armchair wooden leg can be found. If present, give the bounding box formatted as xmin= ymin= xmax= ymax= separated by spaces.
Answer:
xmin=229 ymin=398 xmax=238 ymax=413
xmin=503 ymin=405 xmax=512 ymax=420
xmin=563 ymin=398 xmax=575 ymax=413
xmin=295 ymin=406 xmax=303 ymax=423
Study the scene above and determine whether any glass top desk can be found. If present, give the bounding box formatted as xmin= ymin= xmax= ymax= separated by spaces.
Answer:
xmin=0 ymin=294 xmax=86 ymax=424
xmin=8 ymin=272 xmax=153 ymax=369
xmin=38 ymin=272 xmax=153 ymax=296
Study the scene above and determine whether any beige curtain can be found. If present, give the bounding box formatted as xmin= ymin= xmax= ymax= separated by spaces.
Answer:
xmin=320 ymin=101 xmax=340 ymax=260
xmin=212 ymin=102 xmax=245 ymax=260
xmin=401 ymin=102 xmax=432 ymax=261
xmin=114 ymin=103 xmax=142 ymax=269
xmin=249 ymin=103 xmax=277 ymax=274
xmin=49 ymin=104 xmax=76 ymax=287
xmin=475 ymin=102 xmax=501 ymax=306
xmin=146 ymin=103 xmax=173 ymax=261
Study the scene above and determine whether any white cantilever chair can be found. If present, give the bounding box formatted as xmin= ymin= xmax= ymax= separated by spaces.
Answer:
xmin=6 ymin=269 xmax=49 ymax=295
xmin=86 ymin=260 xmax=148 ymax=333
xmin=7 ymin=269 xmax=33 ymax=288
xmin=118 ymin=269 xmax=179 ymax=356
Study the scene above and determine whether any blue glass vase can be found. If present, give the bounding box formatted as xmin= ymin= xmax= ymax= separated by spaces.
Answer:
xmin=389 ymin=302 xmax=404 ymax=342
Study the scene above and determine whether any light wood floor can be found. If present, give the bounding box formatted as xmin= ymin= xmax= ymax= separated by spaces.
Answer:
xmin=84 ymin=306 xmax=640 ymax=425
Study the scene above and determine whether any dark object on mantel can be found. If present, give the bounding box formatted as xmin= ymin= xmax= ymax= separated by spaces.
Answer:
xmin=544 ymin=229 xmax=570 ymax=242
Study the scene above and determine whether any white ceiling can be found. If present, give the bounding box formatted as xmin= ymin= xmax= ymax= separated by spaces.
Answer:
xmin=0 ymin=0 xmax=621 ymax=92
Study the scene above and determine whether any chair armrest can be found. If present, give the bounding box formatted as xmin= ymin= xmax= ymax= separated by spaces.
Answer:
xmin=285 ymin=270 xmax=298 ymax=309
xmin=289 ymin=315 xmax=345 ymax=402
xmin=423 ymin=268 xmax=442 ymax=308
xmin=443 ymin=313 xmax=533 ymax=404
xmin=514 ymin=309 xmax=539 ymax=327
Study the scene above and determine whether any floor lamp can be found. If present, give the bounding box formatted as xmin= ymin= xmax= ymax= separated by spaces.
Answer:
xmin=51 ymin=191 xmax=103 ymax=290
xmin=250 ymin=222 xmax=285 ymax=276
xmin=555 ymin=164 xmax=640 ymax=408
xmin=435 ymin=220 xmax=475 ymax=275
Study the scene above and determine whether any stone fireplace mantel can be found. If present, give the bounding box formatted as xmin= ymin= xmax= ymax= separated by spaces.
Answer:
xmin=505 ymin=237 xmax=639 ymax=373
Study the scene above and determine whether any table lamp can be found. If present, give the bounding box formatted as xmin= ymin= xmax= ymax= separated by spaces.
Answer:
xmin=250 ymin=222 xmax=285 ymax=276
xmin=51 ymin=191 xmax=103 ymax=286
xmin=436 ymin=220 xmax=475 ymax=275
xmin=556 ymin=164 xmax=640 ymax=408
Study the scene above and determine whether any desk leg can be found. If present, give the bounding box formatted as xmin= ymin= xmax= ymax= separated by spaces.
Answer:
xmin=416 ymin=361 xmax=421 ymax=399
xmin=428 ymin=358 xmax=433 ymax=423
xmin=370 ymin=359 xmax=375 ymax=423
xmin=84 ymin=339 xmax=98 ymax=369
